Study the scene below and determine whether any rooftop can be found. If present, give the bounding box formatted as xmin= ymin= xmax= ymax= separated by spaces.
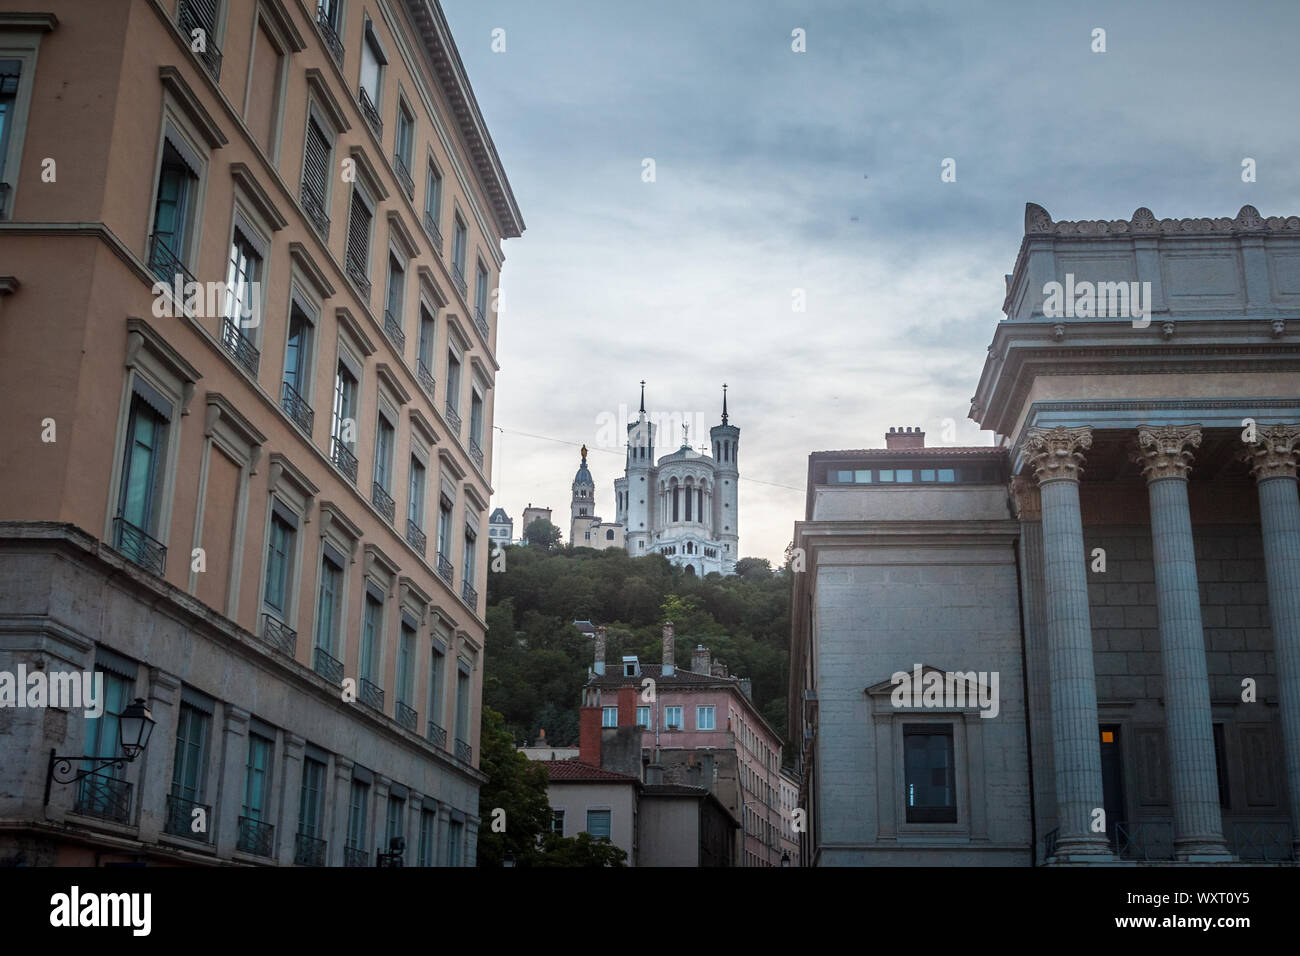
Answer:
xmin=542 ymin=760 xmax=639 ymax=783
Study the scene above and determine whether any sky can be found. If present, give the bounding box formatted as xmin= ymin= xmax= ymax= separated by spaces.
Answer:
xmin=441 ymin=0 xmax=1300 ymax=565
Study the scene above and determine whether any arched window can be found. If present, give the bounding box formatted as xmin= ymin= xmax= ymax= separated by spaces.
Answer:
xmin=605 ymin=529 xmax=614 ymax=540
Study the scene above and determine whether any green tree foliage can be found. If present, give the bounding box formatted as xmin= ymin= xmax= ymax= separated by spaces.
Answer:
xmin=533 ymin=831 xmax=628 ymax=867
xmin=521 ymin=517 xmax=562 ymax=551
xmin=485 ymin=545 xmax=791 ymax=750
xmin=477 ymin=706 xmax=552 ymax=866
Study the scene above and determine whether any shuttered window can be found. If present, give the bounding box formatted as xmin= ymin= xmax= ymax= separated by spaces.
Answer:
xmin=303 ymin=117 xmax=330 ymax=204
xmin=346 ymin=189 xmax=371 ymax=273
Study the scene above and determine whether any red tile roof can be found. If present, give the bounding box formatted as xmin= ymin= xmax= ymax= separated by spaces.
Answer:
xmin=542 ymin=760 xmax=639 ymax=783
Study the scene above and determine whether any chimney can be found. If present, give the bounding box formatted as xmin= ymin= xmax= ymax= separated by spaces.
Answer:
xmin=885 ymin=426 xmax=926 ymax=450
xmin=645 ymin=763 xmax=665 ymax=785
xmin=579 ymin=705 xmax=601 ymax=767
xmin=662 ymin=621 xmax=675 ymax=676
xmin=739 ymin=678 xmax=752 ymax=700
xmin=617 ymin=685 xmax=637 ymax=727
xmin=534 ymin=728 xmax=548 ymax=748
xmin=593 ymin=625 xmax=606 ymax=676
xmin=711 ymin=659 xmax=729 ymax=679
xmin=692 ymin=645 xmax=711 ymax=675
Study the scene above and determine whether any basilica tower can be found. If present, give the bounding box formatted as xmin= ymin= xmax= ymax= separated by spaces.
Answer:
xmin=624 ymin=381 xmax=656 ymax=555
xmin=709 ymin=384 xmax=739 ymax=571
xmin=570 ymin=445 xmax=595 ymax=545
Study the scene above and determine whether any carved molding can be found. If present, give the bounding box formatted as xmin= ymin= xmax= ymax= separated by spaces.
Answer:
xmin=1008 ymin=475 xmax=1041 ymax=521
xmin=1024 ymin=202 xmax=1297 ymax=238
xmin=1023 ymin=426 xmax=1093 ymax=484
xmin=1134 ymin=424 xmax=1202 ymax=482
xmin=1243 ymin=424 xmax=1300 ymax=481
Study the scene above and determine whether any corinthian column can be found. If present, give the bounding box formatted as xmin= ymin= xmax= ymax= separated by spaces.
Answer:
xmin=1024 ymin=425 xmax=1111 ymax=859
xmin=1134 ymin=425 xmax=1230 ymax=860
xmin=1243 ymin=424 xmax=1300 ymax=858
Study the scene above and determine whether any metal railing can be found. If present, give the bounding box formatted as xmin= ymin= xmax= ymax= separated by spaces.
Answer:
xmin=281 ymin=381 xmax=314 ymax=434
xmin=395 ymin=701 xmax=417 ymax=731
xmin=358 ymin=86 xmax=382 ymax=139
xmin=1042 ymin=828 xmax=1058 ymax=861
xmin=444 ymin=401 xmax=461 ymax=435
xmin=75 ymin=773 xmax=132 ymax=824
xmin=313 ymin=646 xmax=344 ymax=684
xmin=423 ymin=209 xmax=442 ymax=252
xmin=372 ymin=481 xmax=395 ymax=522
xmin=455 ymin=738 xmax=472 ymax=763
xmin=345 ymin=253 xmax=370 ymax=298
xmin=221 ymin=315 xmax=261 ymax=377
xmin=295 ymin=831 xmax=327 ymax=866
xmin=468 ymin=436 xmax=484 ymax=470
xmin=451 ymin=261 xmax=467 ymax=298
xmin=359 ymin=676 xmax=385 ymax=712
xmin=415 ymin=358 xmax=435 ymax=398
xmin=1114 ymin=820 xmax=1174 ymax=861
xmin=461 ymin=579 xmax=477 ymax=608
xmin=148 ymin=232 xmax=196 ymax=289
xmin=394 ymin=153 xmax=414 ymax=199
xmin=405 ymin=518 xmax=426 ymax=556
xmin=178 ymin=0 xmax=223 ymax=80
xmin=261 ymin=613 xmax=297 ymax=657
xmin=164 ymin=793 xmax=213 ymax=842
xmin=0 ymin=181 xmax=10 ymax=219
xmin=237 ymin=816 xmax=276 ymax=857
xmin=383 ymin=308 xmax=406 ymax=352
xmin=315 ymin=4 xmax=344 ymax=67
xmin=436 ymin=552 xmax=454 ymax=585
xmin=344 ymin=845 xmax=368 ymax=867
xmin=331 ymin=437 xmax=358 ymax=483
xmin=113 ymin=515 xmax=167 ymax=575
xmin=473 ymin=305 xmax=489 ymax=342
xmin=1228 ymin=821 xmax=1294 ymax=862
xmin=426 ymin=721 xmax=447 ymax=748
xmin=300 ymin=180 xmax=330 ymax=238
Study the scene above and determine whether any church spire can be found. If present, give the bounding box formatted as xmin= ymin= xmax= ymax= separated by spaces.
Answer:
xmin=721 ymin=383 xmax=728 ymax=425
xmin=639 ymin=380 xmax=646 ymax=414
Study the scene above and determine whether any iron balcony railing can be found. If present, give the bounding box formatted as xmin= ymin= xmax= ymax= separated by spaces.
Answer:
xmin=313 ymin=646 xmax=344 ymax=684
xmin=315 ymin=3 xmax=344 ymax=67
xmin=148 ymin=232 xmax=196 ymax=290
xmin=1114 ymin=820 xmax=1174 ymax=861
xmin=395 ymin=700 xmax=417 ymax=731
xmin=426 ymin=721 xmax=447 ymax=748
xmin=383 ymin=308 xmax=406 ymax=352
xmin=436 ymin=552 xmax=454 ymax=585
xmin=473 ymin=305 xmax=489 ymax=343
xmin=423 ymin=209 xmax=443 ymax=253
xmin=372 ymin=481 xmax=396 ymax=522
xmin=331 ymin=437 xmax=358 ymax=483
xmin=237 ymin=816 xmax=276 ymax=857
xmin=393 ymin=153 xmax=414 ymax=199
xmin=467 ymin=436 xmax=484 ymax=470
xmin=455 ymin=738 xmax=472 ymax=763
xmin=177 ymin=0 xmax=223 ymax=80
xmin=1228 ymin=821 xmax=1295 ymax=862
xmin=281 ymin=380 xmax=314 ymax=434
xmin=261 ymin=613 xmax=297 ymax=657
xmin=359 ymin=676 xmax=385 ymax=712
xmin=415 ymin=358 xmax=435 ymax=398
xmin=358 ymin=86 xmax=382 ymax=139
xmin=75 ymin=773 xmax=132 ymax=824
xmin=164 ymin=793 xmax=213 ymax=842
xmin=451 ymin=261 xmax=467 ymax=299
xmin=221 ymin=315 xmax=261 ymax=377
xmin=0 ymin=181 xmax=10 ymax=219
xmin=300 ymin=180 xmax=330 ymax=238
xmin=295 ymin=831 xmax=327 ymax=866
xmin=461 ymin=579 xmax=477 ymax=608
xmin=113 ymin=515 xmax=167 ymax=576
xmin=344 ymin=845 xmax=368 ymax=867
xmin=405 ymin=518 xmax=426 ymax=556
xmin=444 ymin=401 xmax=461 ymax=435
xmin=345 ymin=253 xmax=370 ymax=298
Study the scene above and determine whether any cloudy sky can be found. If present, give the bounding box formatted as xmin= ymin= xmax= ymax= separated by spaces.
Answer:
xmin=442 ymin=0 xmax=1300 ymax=564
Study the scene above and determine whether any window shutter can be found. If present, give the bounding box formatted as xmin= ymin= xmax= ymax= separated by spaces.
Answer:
xmin=303 ymin=119 xmax=330 ymax=202
xmin=346 ymin=191 xmax=371 ymax=270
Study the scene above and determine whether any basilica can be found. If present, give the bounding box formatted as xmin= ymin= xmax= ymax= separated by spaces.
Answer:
xmin=570 ymin=385 xmax=739 ymax=575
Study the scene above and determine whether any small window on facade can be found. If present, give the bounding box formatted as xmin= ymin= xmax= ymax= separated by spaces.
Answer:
xmin=903 ymin=724 xmax=956 ymax=823
xmin=602 ymin=706 xmax=617 ymax=728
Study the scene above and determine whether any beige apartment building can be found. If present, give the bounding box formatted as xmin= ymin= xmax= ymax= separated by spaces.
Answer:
xmin=0 ymin=0 xmax=522 ymax=866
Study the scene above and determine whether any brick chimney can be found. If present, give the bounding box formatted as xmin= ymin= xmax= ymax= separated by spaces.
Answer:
xmin=617 ymin=685 xmax=637 ymax=727
xmin=579 ymin=705 xmax=601 ymax=767
xmin=662 ymin=621 xmax=675 ymax=676
xmin=593 ymin=625 xmax=606 ymax=676
xmin=711 ymin=659 xmax=729 ymax=679
xmin=885 ymin=426 xmax=926 ymax=450
xmin=691 ymin=644 xmax=711 ymax=675
xmin=739 ymin=678 xmax=752 ymax=700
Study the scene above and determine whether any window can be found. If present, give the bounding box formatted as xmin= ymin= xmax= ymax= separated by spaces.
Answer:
xmin=282 ymin=302 xmax=313 ymax=409
xmin=330 ymin=357 xmax=359 ymax=477
xmin=347 ymin=778 xmax=369 ymax=851
xmin=423 ymin=160 xmax=442 ymax=247
xmin=0 ymin=55 xmax=32 ymax=219
xmin=361 ymin=591 xmax=382 ymax=684
xmin=223 ymin=227 xmax=263 ymax=338
xmin=242 ymin=733 xmax=272 ymax=823
xmin=451 ymin=213 xmax=467 ymax=287
xmin=428 ymin=646 xmax=444 ymax=725
xmin=697 ymin=706 xmax=715 ymax=731
xmin=117 ymin=390 xmax=169 ymax=549
xmin=1214 ymin=723 xmax=1230 ymax=809
xmin=585 ymin=809 xmax=611 ymax=839
xmin=79 ymin=668 xmax=132 ymax=815
xmin=314 ymin=547 xmax=343 ymax=653
xmin=386 ymin=794 xmax=405 ymax=849
xmin=445 ymin=349 xmax=461 ymax=415
xmin=454 ymin=665 xmax=470 ymax=744
xmin=299 ymin=757 xmax=326 ymax=839
xmin=445 ymin=818 xmax=463 ymax=866
xmin=358 ymin=19 xmax=385 ymax=135
xmin=602 ymin=706 xmax=617 ymax=728
xmin=345 ymin=186 xmax=374 ymax=291
xmin=606 ymin=529 xmax=615 ymax=541
xmin=418 ymin=807 xmax=436 ymax=865
xmin=301 ymin=113 xmax=332 ymax=235
xmin=384 ymin=253 xmax=405 ymax=336
xmin=394 ymin=101 xmax=414 ymax=193
xmin=903 ymin=724 xmax=956 ymax=823
xmin=408 ymin=457 xmax=426 ymax=528
xmin=247 ymin=18 xmax=285 ymax=157
xmin=263 ymin=503 xmax=296 ymax=614
xmin=636 ymin=706 xmax=649 ymax=727
xmin=170 ymin=703 xmax=209 ymax=804
xmin=397 ymin=621 xmax=415 ymax=707
xmin=437 ymin=495 xmax=452 ymax=560
xmin=665 ymin=705 xmax=682 ymax=728
xmin=374 ymin=412 xmax=395 ymax=492
xmin=551 ymin=810 xmax=565 ymax=835
xmin=469 ymin=389 xmax=484 ymax=449
xmin=462 ymin=524 xmax=476 ymax=587
xmin=149 ymin=137 xmax=200 ymax=278
xmin=474 ymin=262 xmax=489 ymax=330
xmin=417 ymin=305 xmax=435 ymax=376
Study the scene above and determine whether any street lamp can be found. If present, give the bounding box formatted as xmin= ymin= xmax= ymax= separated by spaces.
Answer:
xmin=781 ymin=851 xmax=791 ymax=868
xmin=376 ymin=836 xmax=406 ymax=867
xmin=44 ymin=698 xmax=156 ymax=805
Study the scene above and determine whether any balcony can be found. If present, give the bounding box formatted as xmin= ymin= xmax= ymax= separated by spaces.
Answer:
xmin=451 ymin=261 xmax=467 ymax=299
xmin=164 ymin=793 xmax=213 ymax=842
xmin=436 ymin=552 xmax=454 ymax=585
xmin=426 ymin=721 xmax=447 ymax=748
xmin=461 ymin=579 xmax=477 ymax=609
xmin=455 ymin=738 xmax=472 ymax=763
xmin=261 ymin=613 xmax=297 ymax=657
xmin=315 ymin=4 xmax=344 ymax=68
xmin=383 ymin=308 xmax=406 ymax=353
xmin=359 ymin=676 xmax=385 ymax=712
xmin=237 ymin=816 xmax=276 ymax=857
xmin=358 ymin=86 xmax=382 ymax=140
xmin=422 ymin=209 xmax=442 ymax=253
xmin=1113 ymin=820 xmax=1174 ymax=862
xmin=300 ymin=180 xmax=330 ymax=239
xmin=405 ymin=518 xmax=426 ymax=556
xmin=147 ymin=232 xmax=196 ymax=290
xmin=345 ymin=253 xmax=370 ymax=298
xmin=395 ymin=700 xmax=417 ymax=732
xmin=281 ymin=381 xmax=314 ymax=434
xmin=343 ymin=845 xmax=368 ymax=868
xmin=294 ymin=831 xmax=327 ymax=866
xmin=415 ymin=358 xmax=435 ymax=399
xmin=113 ymin=515 xmax=167 ymax=576
xmin=313 ymin=646 xmax=344 ymax=684
xmin=331 ymin=437 xmax=358 ymax=484
xmin=221 ymin=315 xmax=261 ymax=377
xmin=468 ymin=436 xmax=484 ymax=471
xmin=75 ymin=773 xmax=132 ymax=825
xmin=177 ymin=0 xmax=222 ymax=80
xmin=444 ymin=401 xmax=461 ymax=435
xmin=372 ymin=480 xmax=395 ymax=523
xmin=394 ymin=153 xmax=414 ymax=200
xmin=473 ymin=305 xmax=490 ymax=343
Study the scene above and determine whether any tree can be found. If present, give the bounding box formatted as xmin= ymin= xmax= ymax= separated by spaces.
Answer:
xmin=522 ymin=517 xmax=562 ymax=552
xmin=477 ymin=706 xmax=552 ymax=866
xmin=734 ymin=556 xmax=773 ymax=581
xmin=534 ymin=831 xmax=628 ymax=867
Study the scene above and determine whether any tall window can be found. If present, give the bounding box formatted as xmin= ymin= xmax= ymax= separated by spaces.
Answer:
xmin=462 ymin=525 xmax=476 ymax=589
xmin=665 ymin=705 xmax=682 ymax=728
xmin=418 ymin=807 xmax=436 ymax=866
xmin=451 ymin=213 xmax=467 ymax=282
xmin=437 ymin=496 xmax=452 ymax=559
xmin=601 ymin=706 xmax=617 ymax=728
xmin=301 ymin=114 xmax=331 ymax=233
xmin=117 ymin=390 xmax=169 ymax=542
xmin=345 ymin=188 xmax=373 ymax=287
xmin=903 ymin=724 xmax=956 ymax=823
xmin=551 ymin=810 xmax=565 ymax=834
xmin=385 ymin=794 xmax=405 ymax=850
xmin=454 ymin=666 xmax=470 ymax=743
xmin=397 ymin=621 xmax=415 ymax=708
xmin=170 ymin=703 xmax=209 ymax=803
xmin=428 ymin=646 xmax=444 ymax=726
xmin=585 ymin=809 xmax=611 ymax=839
xmin=417 ymin=306 xmax=435 ymax=374
xmin=445 ymin=349 xmax=461 ymax=415
xmin=150 ymin=139 xmax=198 ymax=275
xmin=636 ymin=706 xmax=649 ymax=727
xmin=80 ymin=669 xmax=131 ymax=813
xmin=330 ymin=358 xmax=359 ymax=472
xmin=408 ymin=457 xmax=426 ymax=528
xmin=359 ymin=21 xmax=383 ymax=117
xmin=299 ymin=757 xmax=326 ymax=839
xmin=263 ymin=504 xmax=296 ymax=615
xmin=242 ymin=733 xmax=272 ymax=822
xmin=347 ymin=778 xmax=369 ymax=851
xmin=423 ymin=160 xmax=442 ymax=246
xmin=283 ymin=303 xmax=312 ymax=398
xmin=374 ymin=413 xmax=395 ymax=492
xmin=394 ymin=103 xmax=414 ymax=185
xmin=474 ymin=263 xmax=489 ymax=325
xmin=697 ymin=705 xmax=715 ymax=730
xmin=360 ymin=591 xmax=382 ymax=684
xmin=314 ymin=549 xmax=343 ymax=653
xmin=0 ymin=59 xmax=22 ymax=217
xmin=384 ymin=253 xmax=404 ymax=327
xmin=469 ymin=390 xmax=484 ymax=448
xmin=445 ymin=819 xmax=463 ymax=866
xmin=223 ymin=228 xmax=263 ymax=334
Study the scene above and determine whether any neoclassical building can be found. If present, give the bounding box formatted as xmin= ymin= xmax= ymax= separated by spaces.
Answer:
xmin=790 ymin=203 xmax=1300 ymax=866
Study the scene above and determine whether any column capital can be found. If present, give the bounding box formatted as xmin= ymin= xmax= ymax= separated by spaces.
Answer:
xmin=1243 ymin=424 xmax=1300 ymax=481
xmin=1023 ymin=426 xmax=1093 ymax=484
xmin=1134 ymin=424 xmax=1202 ymax=482
xmin=1008 ymin=475 xmax=1041 ymax=520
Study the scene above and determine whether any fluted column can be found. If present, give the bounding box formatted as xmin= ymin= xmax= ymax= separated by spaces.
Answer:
xmin=1024 ymin=425 xmax=1112 ymax=858
xmin=1244 ymin=424 xmax=1300 ymax=857
xmin=1135 ymin=425 xmax=1231 ymax=859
